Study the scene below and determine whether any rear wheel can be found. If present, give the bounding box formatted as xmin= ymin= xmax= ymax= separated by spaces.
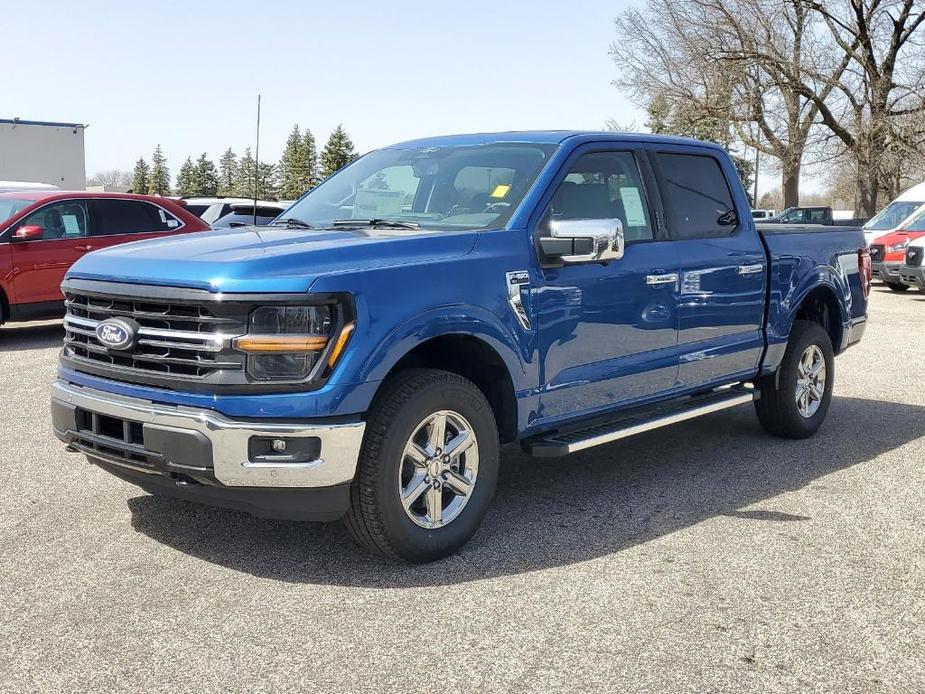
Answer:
xmin=344 ymin=369 xmax=499 ymax=563
xmin=885 ymin=282 xmax=909 ymax=292
xmin=755 ymin=320 xmax=835 ymax=439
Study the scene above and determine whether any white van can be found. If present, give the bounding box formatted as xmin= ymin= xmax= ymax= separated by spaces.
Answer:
xmin=863 ymin=181 xmax=925 ymax=245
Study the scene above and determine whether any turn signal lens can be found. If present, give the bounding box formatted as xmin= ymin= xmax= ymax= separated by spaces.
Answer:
xmin=327 ymin=322 xmax=356 ymax=368
xmin=234 ymin=335 xmax=329 ymax=353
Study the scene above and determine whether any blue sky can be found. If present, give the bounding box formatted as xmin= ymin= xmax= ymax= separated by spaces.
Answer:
xmin=5 ymin=0 xmax=643 ymax=173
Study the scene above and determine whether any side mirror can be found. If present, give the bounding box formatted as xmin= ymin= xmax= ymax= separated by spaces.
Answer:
xmin=538 ymin=218 xmax=625 ymax=265
xmin=12 ymin=224 xmax=44 ymax=241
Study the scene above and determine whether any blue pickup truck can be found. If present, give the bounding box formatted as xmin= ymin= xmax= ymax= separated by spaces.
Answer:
xmin=51 ymin=131 xmax=871 ymax=562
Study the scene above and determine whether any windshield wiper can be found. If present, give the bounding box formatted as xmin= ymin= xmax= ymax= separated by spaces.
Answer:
xmin=332 ymin=218 xmax=420 ymax=229
xmin=269 ymin=217 xmax=314 ymax=229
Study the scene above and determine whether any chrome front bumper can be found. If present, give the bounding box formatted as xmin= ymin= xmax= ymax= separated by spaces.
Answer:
xmin=51 ymin=380 xmax=365 ymax=488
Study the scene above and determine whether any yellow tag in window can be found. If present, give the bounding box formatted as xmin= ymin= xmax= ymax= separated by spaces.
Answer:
xmin=490 ymin=184 xmax=511 ymax=199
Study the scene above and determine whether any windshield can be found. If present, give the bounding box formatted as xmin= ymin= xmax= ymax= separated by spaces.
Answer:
xmin=902 ymin=206 xmax=925 ymax=232
xmin=864 ymin=200 xmax=924 ymax=231
xmin=0 ymin=198 xmax=33 ymax=225
xmin=282 ymin=143 xmax=557 ymax=231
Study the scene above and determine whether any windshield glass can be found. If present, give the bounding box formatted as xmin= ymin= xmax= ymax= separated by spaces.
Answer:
xmin=282 ymin=143 xmax=557 ymax=230
xmin=0 ymin=198 xmax=33 ymax=225
xmin=864 ymin=201 xmax=924 ymax=231
xmin=902 ymin=206 xmax=925 ymax=231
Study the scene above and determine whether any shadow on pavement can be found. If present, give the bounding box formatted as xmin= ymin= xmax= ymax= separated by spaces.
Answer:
xmin=127 ymin=396 xmax=925 ymax=587
xmin=0 ymin=322 xmax=64 ymax=352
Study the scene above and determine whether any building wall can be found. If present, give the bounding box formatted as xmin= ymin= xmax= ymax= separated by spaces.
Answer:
xmin=0 ymin=121 xmax=86 ymax=189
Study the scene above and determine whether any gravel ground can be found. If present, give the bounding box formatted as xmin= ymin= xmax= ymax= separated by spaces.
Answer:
xmin=1 ymin=285 xmax=923 ymax=693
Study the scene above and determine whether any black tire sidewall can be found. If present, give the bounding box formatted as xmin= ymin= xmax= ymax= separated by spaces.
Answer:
xmin=365 ymin=373 xmax=499 ymax=561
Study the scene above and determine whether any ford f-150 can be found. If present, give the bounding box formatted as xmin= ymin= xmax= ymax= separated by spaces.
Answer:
xmin=50 ymin=132 xmax=870 ymax=562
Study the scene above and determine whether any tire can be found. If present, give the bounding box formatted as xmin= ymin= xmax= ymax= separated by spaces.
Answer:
xmin=885 ymin=282 xmax=909 ymax=292
xmin=344 ymin=369 xmax=500 ymax=563
xmin=755 ymin=320 xmax=835 ymax=439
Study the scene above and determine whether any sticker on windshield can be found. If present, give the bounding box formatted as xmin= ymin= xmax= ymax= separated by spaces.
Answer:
xmin=490 ymin=184 xmax=511 ymax=199
xmin=352 ymin=189 xmax=405 ymax=218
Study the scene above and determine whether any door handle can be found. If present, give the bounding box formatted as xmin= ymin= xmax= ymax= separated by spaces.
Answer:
xmin=737 ymin=263 xmax=764 ymax=275
xmin=646 ymin=273 xmax=679 ymax=286
xmin=74 ymin=245 xmax=94 ymax=252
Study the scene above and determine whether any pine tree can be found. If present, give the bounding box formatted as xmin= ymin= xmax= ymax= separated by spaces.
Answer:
xmin=278 ymin=125 xmax=305 ymax=199
xmin=147 ymin=145 xmax=171 ymax=196
xmin=194 ymin=153 xmax=219 ymax=196
xmin=320 ymin=125 xmax=357 ymax=179
xmin=175 ymin=157 xmax=196 ymax=197
xmin=217 ymin=148 xmax=237 ymax=197
xmin=301 ymin=128 xmax=320 ymax=191
xmin=257 ymin=162 xmax=279 ymax=200
xmin=131 ymin=158 xmax=150 ymax=195
xmin=235 ymin=148 xmax=256 ymax=198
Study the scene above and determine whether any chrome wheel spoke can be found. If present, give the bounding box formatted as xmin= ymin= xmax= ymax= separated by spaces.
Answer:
xmin=444 ymin=430 xmax=474 ymax=459
xmin=405 ymin=443 xmax=429 ymax=468
xmin=425 ymin=485 xmax=443 ymax=524
xmin=443 ymin=470 xmax=472 ymax=496
xmin=401 ymin=472 xmax=430 ymax=511
xmin=428 ymin=413 xmax=448 ymax=453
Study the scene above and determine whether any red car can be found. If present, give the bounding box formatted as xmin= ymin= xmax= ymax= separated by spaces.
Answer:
xmin=0 ymin=192 xmax=210 ymax=325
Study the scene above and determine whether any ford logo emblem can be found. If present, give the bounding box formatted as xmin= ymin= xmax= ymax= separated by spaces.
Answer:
xmin=95 ymin=318 xmax=138 ymax=351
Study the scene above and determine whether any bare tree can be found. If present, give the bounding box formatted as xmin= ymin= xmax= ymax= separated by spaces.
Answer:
xmin=788 ymin=0 xmax=925 ymax=215
xmin=87 ymin=169 xmax=132 ymax=188
xmin=611 ymin=0 xmax=838 ymax=207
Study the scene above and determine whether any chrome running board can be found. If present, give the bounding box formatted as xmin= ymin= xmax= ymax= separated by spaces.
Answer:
xmin=525 ymin=387 xmax=757 ymax=457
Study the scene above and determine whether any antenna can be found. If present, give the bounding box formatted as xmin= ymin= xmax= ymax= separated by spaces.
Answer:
xmin=254 ymin=94 xmax=261 ymax=226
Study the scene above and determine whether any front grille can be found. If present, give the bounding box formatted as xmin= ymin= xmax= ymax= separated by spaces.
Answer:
xmin=869 ymin=244 xmax=885 ymax=262
xmin=63 ymin=288 xmax=248 ymax=385
xmin=906 ymin=247 xmax=923 ymax=267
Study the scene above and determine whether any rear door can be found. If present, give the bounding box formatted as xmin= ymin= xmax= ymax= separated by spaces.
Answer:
xmin=648 ymin=148 xmax=766 ymax=388
xmin=87 ymin=199 xmax=183 ymax=250
xmin=7 ymin=200 xmax=91 ymax=304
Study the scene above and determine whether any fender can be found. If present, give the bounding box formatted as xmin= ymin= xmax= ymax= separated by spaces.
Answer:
xmin=763 ymin=261 xmax=851 ymax=373
xmin=356 ymin=303 xmax=533 ymax=393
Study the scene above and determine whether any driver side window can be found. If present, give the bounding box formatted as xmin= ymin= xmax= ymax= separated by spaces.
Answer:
xmin=547 ymin=151 xmax=654 ymax=242
xmin=17 ymin=201 xmax=89 ymax=240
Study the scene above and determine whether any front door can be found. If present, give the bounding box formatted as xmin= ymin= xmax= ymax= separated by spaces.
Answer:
xmin=533 ymin=147 xmax=680 ymax=424
xmin=8 ymin=200 xmax=91 ymax=305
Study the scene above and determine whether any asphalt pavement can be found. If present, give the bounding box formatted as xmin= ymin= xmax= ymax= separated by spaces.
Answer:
xmin=1 ymin=285 xmax=923 ymax=693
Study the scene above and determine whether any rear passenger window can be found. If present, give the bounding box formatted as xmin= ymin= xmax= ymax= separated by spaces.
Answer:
xmin=654 ymin=152 xmax=737 ymax=238
xmin=547 ymin=151 xmax=653 ymax=242
xmin=89 ymin=200 xmax=180 ymax=236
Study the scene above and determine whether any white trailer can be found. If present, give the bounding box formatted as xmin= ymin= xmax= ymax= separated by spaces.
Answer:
xmin=0 ymin=118 xmax=87 ymax=189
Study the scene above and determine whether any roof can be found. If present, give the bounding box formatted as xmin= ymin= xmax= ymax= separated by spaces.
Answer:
xmin=0 ymin=118 xmax=87 ymax=129
xmin=386 ymin=130 xmax=722 ymax=150
xmin=0 ymin=190 xmax=182 ymax=203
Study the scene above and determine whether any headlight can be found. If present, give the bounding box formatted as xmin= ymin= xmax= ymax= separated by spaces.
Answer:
xmin=889 ymin=240 xmax=909 ymax=252
xmin=233 ymin=302 xmax=354 ymax=382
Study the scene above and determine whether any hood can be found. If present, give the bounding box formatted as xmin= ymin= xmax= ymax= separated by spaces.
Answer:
xmin=66 ymin=226 xmax=480 ymax=293
xmin=870 ymin=230 xmax=925 ymax=246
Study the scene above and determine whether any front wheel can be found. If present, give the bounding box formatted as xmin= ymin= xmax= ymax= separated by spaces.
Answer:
xmin=755 ymin=320 xmax=835 ymax=439
xmin=344 ymin=369 xmax=499 ymax=563
xmin=885 ymin=282 xmax=910 ymax=292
